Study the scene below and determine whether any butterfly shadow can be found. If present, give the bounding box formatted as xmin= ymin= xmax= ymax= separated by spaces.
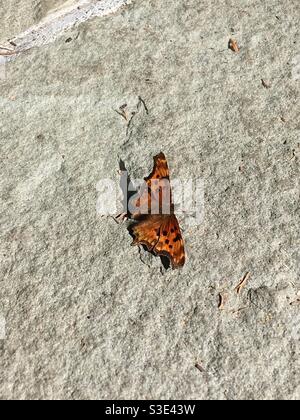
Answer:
xmin=119 ymin=159 xmax=171 ymax=271
xmin=118 ymin=159 xmax=134 ymax=217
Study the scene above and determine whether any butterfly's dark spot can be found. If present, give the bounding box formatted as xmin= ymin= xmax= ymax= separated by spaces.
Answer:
xmin=171 ymin=228 xmax=175 ymax=233
xmin=165 ymin=239 xmax=170 ymax=245
xmin=163 ymin=230 xmax=168 ymax=236
xmin=174 ymin=234 xmax=181 ymax=242
xmin=169 ymin=245 xmax=173 ymax=249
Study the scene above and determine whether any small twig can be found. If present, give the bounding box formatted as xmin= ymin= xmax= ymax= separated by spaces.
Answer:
xmin=195 ymin=362 xmax=206 ymax=373
xmin=218 ymin=292 xmax=228 ymax=309
xmin=112 ymin=213 xmax=128 ymax=224
xmin=231 ymin=306 xmax=248 ymax=314
xmin=138 ymin=96 xmax=149 ymax=114
xmin=125 ymin=111 xmax=137 ymax=137
xmin=234 ymin=272 xmax=251 ymax=294
xmin=115 ymin=103 xmax=129 ymax=121
xmin=115 ymin=96 xmax=149 ymax=139
xmin=290 ymin=299 xmax=300 ymax=306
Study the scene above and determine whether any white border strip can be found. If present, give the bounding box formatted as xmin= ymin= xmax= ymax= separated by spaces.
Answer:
xmin=0 ymin=0 xmax=132 ymax=55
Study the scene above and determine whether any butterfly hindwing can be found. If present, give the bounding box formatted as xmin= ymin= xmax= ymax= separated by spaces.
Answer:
xmin=153 ymin=215 xmax=185 ymax=269
xmin=131 ymin=214 xmax=185 ymax=269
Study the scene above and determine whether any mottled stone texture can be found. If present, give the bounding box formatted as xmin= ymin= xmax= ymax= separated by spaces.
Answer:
xmin=0 ymin=0 xmax=299 ymax=400
xmin=0 ymin=0 xmax=68 ymax=40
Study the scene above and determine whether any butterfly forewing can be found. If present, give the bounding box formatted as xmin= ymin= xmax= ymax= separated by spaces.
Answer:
xmin=153 ymin=215 xmax=185 ymax=268
xmin=132 ymin=153 xmax=171 ymax=218
xmin=131 ymin=215 xmax=162 ymax=251
xmin=145 ymin=152 xmax=170 ymax=182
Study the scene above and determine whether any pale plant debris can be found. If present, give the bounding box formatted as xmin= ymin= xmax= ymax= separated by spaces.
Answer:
xmin=0 ymin=45 xmax=14 ymax=51
xmin=112 ymin=213 xmax=128 ymax=224
xmin=218 ymin=292 xmax=228 ymax=309
xmin=125 ymin=96 xmax=149 ymax=137
xmin=0 ymin=46 xmax=18 ymax=56
xmin=228 ymin=38 xmax=240 ymax=53
xmin=235 ymin=272 xmax=251 ymax=294
xmin=115 ymin=104 xmax=130 ymax=121
xmin=261 ymin=79 xmax=271 ymax=88
xmin=290 ymin=298 xmax=300 ymax=306
xmin=231 ymin=306 xmax=249 ymax=314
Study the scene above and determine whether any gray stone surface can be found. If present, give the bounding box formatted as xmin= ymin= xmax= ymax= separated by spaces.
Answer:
xmin=0 ymin=0 xmax=68 ymax=41
xmin=0 ymin=0 xmax=300 ymax=400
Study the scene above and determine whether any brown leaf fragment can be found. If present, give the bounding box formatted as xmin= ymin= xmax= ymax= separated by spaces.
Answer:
xmin=235 ymin=272 xmax=251 ymax=294
xmin=228 ymin=38 xmax=240 ymax=53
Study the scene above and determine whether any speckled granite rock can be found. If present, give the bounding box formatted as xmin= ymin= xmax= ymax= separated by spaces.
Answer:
xmin=0 ymin=0 xmax=299 ymax=400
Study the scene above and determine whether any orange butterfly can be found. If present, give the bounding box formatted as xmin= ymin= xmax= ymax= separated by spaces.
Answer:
xmin=129 ymin=152 xmax=185 ymax=269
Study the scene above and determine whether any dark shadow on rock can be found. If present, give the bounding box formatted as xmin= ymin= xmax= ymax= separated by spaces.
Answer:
xmin=160 ymin=255 xmax=171 ymax=270
xmin=118 ymin=159 xmax=136 ymax=217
